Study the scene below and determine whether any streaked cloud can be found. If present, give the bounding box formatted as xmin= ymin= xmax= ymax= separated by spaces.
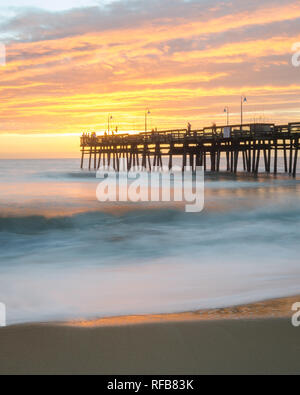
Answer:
xmin=0 ymin=0 xmax=299 ymax=149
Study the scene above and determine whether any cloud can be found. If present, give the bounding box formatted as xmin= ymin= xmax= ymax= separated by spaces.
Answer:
xmin=0 ymin=0 xmax=300 ymax=139
xmin=0 ymin=0 xmax=296 ymax=43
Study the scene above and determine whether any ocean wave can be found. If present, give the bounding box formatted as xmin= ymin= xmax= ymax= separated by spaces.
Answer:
xmin=0 ymin=202 xmax=300 ymax=235
xmin=0 ymin=211 xmax=112 ymax=234
xmin=40 ymin=171 xmax=97 ymax=180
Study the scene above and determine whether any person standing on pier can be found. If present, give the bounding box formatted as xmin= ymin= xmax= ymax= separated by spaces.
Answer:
xmin=187 ymin=122 xmax=192 ymax=135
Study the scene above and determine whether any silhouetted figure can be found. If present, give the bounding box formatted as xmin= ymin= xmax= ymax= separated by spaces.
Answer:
xmin=212 ymin=122 xmax=217 ymax=136
xmin=187 ymin=122 xmax=191 ymax=136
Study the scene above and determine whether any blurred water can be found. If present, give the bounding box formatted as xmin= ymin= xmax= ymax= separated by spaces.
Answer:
xmin=0 ymin=158 xmax=299 ymax=325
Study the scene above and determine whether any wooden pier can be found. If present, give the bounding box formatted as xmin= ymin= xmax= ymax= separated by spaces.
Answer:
xmin=80 ymin=122 xmax=300 ymax=177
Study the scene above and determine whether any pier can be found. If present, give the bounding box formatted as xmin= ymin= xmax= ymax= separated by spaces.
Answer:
xmin=80 ymin=122 xmax=300 ymax=177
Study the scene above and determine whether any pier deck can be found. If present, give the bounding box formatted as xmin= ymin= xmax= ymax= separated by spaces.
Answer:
xmin=80 ymin=122 xmax=300 ymax=177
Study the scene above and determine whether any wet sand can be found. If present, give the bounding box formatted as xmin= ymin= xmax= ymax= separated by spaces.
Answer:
xmin=0 ymin=296 xmax=299 ymax=375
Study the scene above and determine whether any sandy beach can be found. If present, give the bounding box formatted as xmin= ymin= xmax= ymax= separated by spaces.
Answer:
xmin=0 ymin=296 xmax=299 ymax=375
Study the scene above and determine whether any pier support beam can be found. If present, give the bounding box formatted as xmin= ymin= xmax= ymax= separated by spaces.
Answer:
xmin=97 ymin=149 xmax=102 ymax=170
xmin=274 ymin=139 xmax=278 ymax=174
xmin=283 ymin=139 xmax=288 ymax=173
xmin=88 ymin=147 xmax=92 ymax=170
xmin=80 ymin=151 xmax=84 ymax=169
xmin=293 ymin=138 xmax=299 ymax=178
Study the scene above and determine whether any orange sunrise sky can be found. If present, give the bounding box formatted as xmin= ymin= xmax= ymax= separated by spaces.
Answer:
xmin=0 ymin=0 xmax=300 ymax=158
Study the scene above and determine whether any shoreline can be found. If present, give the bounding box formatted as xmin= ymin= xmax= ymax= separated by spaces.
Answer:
xmin=67 ymin=295 xmax=299 ymax=328
xmin=2 ymin=294 xmax=299 ymax=329
xmin=0 ymin=295 xmax=299 ymax=374
xmin=3 ymin=294 xmax=299 ymax=329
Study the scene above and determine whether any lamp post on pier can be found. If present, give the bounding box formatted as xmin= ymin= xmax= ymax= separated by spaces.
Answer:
xmin=224 ymin=107 xmax=230 ymax=126
xmin=108 ymin=114 xmax=113 ymax=134
xmin=145 ymin=109 xmax=151 ymax=133
xmin=240 ymin=96 xmax=247 ymax=125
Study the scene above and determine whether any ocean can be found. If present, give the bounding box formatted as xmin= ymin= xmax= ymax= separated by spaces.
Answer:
xmin=0 ymin=157 xmax=300 ymax=325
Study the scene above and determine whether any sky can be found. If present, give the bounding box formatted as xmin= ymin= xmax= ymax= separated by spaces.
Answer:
xmin=0 ymin=0 xmax=300 ymax=157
